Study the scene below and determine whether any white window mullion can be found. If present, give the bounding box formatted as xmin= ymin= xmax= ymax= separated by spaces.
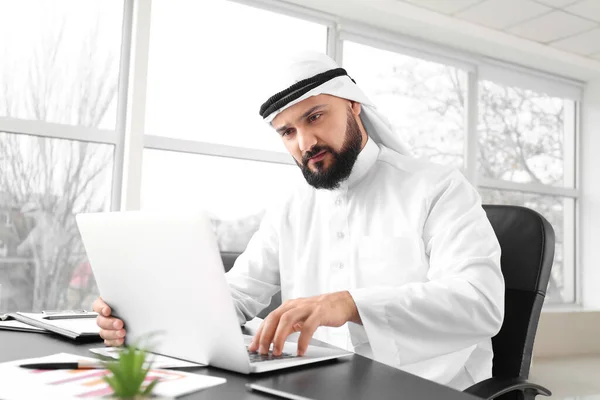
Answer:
xmin=563 ymin=196 xmax=576 ymax=302
xmin=575 ymin=101 xmax=583 ymax=304
xmin=144 ymin=135 xmax=295 ymax=165
xmin=0 ymin=117 xmax=117 ymax=144
xmin=328 ymin=22 xmax=343 ymax=65
xmin=562 ymin=100 xmax=578 ymax=303
xmin=111 ymin=0 xmax=134 ymax=212
xmin=479 ymin=61 xmax=583 ymax=101
xmin=465 ymin=70 xmax=478 ymax=185
xmin=121 ymin=0 xmax=152 ymax=211
xmin=478 ymin=178 xmax=579 ymax=198
xmin=563 ymin=101 xmax=577 ymax=188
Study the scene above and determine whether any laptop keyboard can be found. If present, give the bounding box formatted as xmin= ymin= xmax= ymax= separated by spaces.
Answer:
xmin=246 ymin=347 xmax=299 ymax=363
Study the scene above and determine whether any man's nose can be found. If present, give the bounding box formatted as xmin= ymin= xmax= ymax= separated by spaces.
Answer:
xmin=297 ymin=128 xmax=318 ymax=154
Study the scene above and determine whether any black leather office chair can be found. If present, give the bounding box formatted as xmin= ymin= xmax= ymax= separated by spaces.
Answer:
xmin=220 ymin=205 xmax=555 ymax=399
xmin=220 ymin=251 xmax=240 ymax=274
xmin=464 ymin=205 xmax=554 ymax=400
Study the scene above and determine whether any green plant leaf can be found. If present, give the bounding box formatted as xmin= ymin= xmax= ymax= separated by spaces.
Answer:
xmin=141 ymin=378 xmax=160 ymax=396
xmin=122 ymin=348 xmax=134 ymax=380
xmin=93 ymin=332 xmax=164 ymax=398
xmin=105 ymin=356 xmax=138 ymax=396
xmin=103 ymin=375 xmax=124 ymax=397
xmin=107 ymin=362 xmax=129 ymax=387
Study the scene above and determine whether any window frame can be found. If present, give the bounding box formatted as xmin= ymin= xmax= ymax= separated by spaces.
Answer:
xmin=0 ymin=0 xmax=583 ymax=306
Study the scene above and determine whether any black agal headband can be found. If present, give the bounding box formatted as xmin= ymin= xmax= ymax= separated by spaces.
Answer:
xmin=259 ymin=68 xmax=356 ymax=119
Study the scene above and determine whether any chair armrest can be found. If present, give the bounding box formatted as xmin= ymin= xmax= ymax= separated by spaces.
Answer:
xmin=464 ymin=377 xmax=551 ymax=400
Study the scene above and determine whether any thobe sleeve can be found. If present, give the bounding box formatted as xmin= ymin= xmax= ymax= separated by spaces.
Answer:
xmin=225 ymin=208 xmax=282 ymax=325
xmin=349 ymin=169 xmax=505 ymax=379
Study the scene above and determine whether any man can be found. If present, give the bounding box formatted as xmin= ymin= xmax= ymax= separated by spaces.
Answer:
xmin=93 ymin=52 xmax=504 ymax=390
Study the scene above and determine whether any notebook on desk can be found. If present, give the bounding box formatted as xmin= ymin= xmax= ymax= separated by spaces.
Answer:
xmin=0 ymin=312 xmax=100 ymax=340
xmin=0 ymin=319 xmax=49 ymax=334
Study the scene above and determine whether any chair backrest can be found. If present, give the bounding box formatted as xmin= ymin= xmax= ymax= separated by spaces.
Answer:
xmin=483 ymin=205 xmax=555 ymax=380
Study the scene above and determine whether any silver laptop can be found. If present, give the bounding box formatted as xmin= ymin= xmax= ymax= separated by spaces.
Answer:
xmin=75 ymin=211 xmax=351 ymax=373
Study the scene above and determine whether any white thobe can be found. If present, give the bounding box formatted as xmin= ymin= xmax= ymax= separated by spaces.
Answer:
xmin=226 ymin=137 xmax=505 ymax=390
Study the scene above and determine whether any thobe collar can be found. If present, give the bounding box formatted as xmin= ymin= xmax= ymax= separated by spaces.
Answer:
xmin=347 ymin=136 xmax=379 ymax=188
xmin=320 ymin=135 xmax=380 ymax=194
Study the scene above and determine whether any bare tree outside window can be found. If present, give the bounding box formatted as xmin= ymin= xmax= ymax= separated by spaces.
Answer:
xmin=0 ymin=0 xmax=122 ymax=312
xmin=344 ymin=41 xmax=467 ymax=168
xmin=478 ymin=80 xmax=568 ymax=187
xmin=478 ymin=81 xmax=574 ymax=303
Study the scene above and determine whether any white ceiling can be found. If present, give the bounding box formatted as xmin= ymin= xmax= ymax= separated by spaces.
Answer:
xmin=400 ymin=0 xmax=600 ymax=60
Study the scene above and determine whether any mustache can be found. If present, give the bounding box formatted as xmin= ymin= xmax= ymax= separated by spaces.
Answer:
xmin=302 ymin=145 xmax=334 ymax=165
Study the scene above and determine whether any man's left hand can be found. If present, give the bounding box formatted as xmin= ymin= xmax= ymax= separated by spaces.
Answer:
xmin=247 ymin=290 xmax=361 ymax=356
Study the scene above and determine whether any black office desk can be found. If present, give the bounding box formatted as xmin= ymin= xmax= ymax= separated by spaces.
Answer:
xmin=0 ymin=330 xmax=479 ymax=399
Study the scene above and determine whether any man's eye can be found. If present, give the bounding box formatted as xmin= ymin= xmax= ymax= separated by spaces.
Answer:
xmin=282 ymin=129 xmax=293 ymax=137
xmin=309 ymin=113 xmax=321 ymax=122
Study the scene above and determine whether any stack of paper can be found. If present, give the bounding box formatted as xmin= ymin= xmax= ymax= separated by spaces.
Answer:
xmin=0 ymin=353 xmax=225 ymax=400
xmin=10 ymin=312 xmax=100 ymax=339
xmin=0 ymin=319 xmax=49 ymax=333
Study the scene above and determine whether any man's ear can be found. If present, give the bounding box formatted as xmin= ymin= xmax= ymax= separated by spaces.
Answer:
xmin=350 ymin=101 xmax=362 ymax=116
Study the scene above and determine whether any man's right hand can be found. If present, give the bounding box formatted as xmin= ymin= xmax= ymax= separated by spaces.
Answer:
xmin=92 ymin=297 xmax=126 ymax=346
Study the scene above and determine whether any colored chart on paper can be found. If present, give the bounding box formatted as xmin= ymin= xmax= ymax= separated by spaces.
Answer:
xmin=0 ymin=353 xmax=225 ymax=399
xmin=32 ymin=365 xmax=186 ymax=398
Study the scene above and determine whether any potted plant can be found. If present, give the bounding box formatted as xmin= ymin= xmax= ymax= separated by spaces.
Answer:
xmin=97 ymin=338 xmax=161 ymax=399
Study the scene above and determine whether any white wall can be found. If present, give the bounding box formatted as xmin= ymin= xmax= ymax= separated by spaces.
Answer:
xmin=534 ymin=311 xmax=600 ymax=358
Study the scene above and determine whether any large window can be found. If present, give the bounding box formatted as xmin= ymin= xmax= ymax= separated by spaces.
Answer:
xmin=0 ymin=0 xmax=124 ymax=312
xmin=477 ymin=79 xmax=577 ymax=303
xmin=142 ymin=0 xmax=327 ymax=251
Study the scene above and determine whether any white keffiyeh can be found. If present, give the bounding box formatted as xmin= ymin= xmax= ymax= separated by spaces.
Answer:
xmin=260 ymin=52 xmax=410 ymax=156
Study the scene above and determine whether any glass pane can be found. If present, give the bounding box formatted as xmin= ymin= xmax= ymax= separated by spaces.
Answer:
xmin=141 ymin=150 xmax=300 ymax=252
xmin=0 ymin=0 xmax=124 ymax=129
xmin=0 ymin=133 xmax=114 ymax=313
xmin=478 ymin=80 xmax=575 ymax=187
xmin=145 ymin=0 xmax=327 ymax=152
xmin=478 ymin=189 xmax=575 ymax=304
xmin=343 ymin=41 xmax=467 ymax=168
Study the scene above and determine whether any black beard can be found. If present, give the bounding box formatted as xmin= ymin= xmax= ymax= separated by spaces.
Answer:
xmin=296 ymin=111 xmax=363 ymax=190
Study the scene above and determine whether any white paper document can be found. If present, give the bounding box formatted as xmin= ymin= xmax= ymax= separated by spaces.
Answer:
xmin=0 ymin=320 xmax=48 ymax=333
xmin=0 ymin=353 xmax=225 ymax=400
